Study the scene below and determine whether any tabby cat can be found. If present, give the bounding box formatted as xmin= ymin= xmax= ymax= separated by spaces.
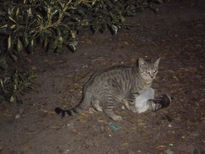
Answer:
xmin=55 ymin=58 xmax=161 ymax=121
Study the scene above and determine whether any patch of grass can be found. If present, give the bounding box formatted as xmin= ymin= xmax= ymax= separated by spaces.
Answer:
xmin=0 ymin=56 xmax=8 ymax=70
xmin=0 ymin=71 xmax=36 ymax=103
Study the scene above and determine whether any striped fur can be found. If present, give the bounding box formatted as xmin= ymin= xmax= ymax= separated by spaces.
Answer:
xmin=55 ymin=58 xmax=160 ymax=121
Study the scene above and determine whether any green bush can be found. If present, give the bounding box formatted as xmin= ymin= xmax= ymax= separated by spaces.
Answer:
xmin=0 ymin=0 xmax=162 ymax=54
xmin=0 ymin=71 xmax=35 ymax=103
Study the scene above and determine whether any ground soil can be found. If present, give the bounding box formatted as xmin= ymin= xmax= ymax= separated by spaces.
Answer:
xmin=0 ymin=1 xmax=205 ymax=154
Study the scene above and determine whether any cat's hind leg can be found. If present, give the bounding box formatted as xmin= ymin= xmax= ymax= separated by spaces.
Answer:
xmin=104 ymin=97 xmax=122 ymax=121
xmin=125 ymin=92 xmax=139 ymax=113
xmin=92 ymin=99 xmax=103 ymax=112
xmin=104 ymin=108 xmax=122 ymax=121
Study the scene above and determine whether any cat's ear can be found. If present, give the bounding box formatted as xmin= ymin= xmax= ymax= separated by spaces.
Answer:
xmin=154 ymin=58 xmax=160 ymax=68
xmin=138 ymin=58 xmax=145 ymax=66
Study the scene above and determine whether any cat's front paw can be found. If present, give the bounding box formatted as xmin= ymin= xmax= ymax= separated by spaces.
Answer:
xmin=152 ymin=103 xmax=162 ymax=111
xmin=152 ymin=94 xmax=172 ymax=111
xmin=122 ymin=99 xmax=130 ymax=110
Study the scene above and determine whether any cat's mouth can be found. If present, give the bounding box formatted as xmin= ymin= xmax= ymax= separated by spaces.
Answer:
xmin=142 ymin=75 xmax=154 ymax=80
xmin=140 ymin=73 xmax=155 ymax=81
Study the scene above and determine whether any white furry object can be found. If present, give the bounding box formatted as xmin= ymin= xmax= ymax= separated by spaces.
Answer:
xmin=135 ymin=88 xmax=155 ymax=113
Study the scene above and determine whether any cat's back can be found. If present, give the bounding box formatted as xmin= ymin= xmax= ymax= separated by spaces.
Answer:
xmin=94 ymin=65 xmax=133 ymax=80
xmin=85 ymin=65 xmax=135 ymax=88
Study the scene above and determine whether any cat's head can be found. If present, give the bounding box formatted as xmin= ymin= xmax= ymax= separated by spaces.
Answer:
xmin=138 ymin=58 xmax=160 ymax=83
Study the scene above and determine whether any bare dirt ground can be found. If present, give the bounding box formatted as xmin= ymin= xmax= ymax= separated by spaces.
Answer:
xmin=0 ymin=1 xmax=205 ymax=154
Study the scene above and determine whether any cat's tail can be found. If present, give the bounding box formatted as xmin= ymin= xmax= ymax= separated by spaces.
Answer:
xmin=55 ymin=103 xmax=86 ymax=118
xmin=55 ymin=92 xmax=92 ymax=118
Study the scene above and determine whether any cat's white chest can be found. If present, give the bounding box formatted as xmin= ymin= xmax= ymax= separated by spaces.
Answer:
xmin=135 ymin=88 xmax=155 ymax=113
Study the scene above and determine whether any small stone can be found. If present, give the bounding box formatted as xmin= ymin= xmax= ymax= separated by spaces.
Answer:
xmin=66 ymin=122 xmax=74 ymax=128
xmin=15 ymin=114 xmax=21 ymax=119
xmin=64 ymin=149 xmax=70 ymax=154
xmin=169 ymin=143 xmax=174 ymax=147
xmin=121 ymin=105 xmax=125 ymax=110
xmin=137 ymin=150 xmax=141 ymax=153
xmin=168 ymin=124 xmax=172 ymax=128
xmin=165 ymin=149 xmax=174 ymax=154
